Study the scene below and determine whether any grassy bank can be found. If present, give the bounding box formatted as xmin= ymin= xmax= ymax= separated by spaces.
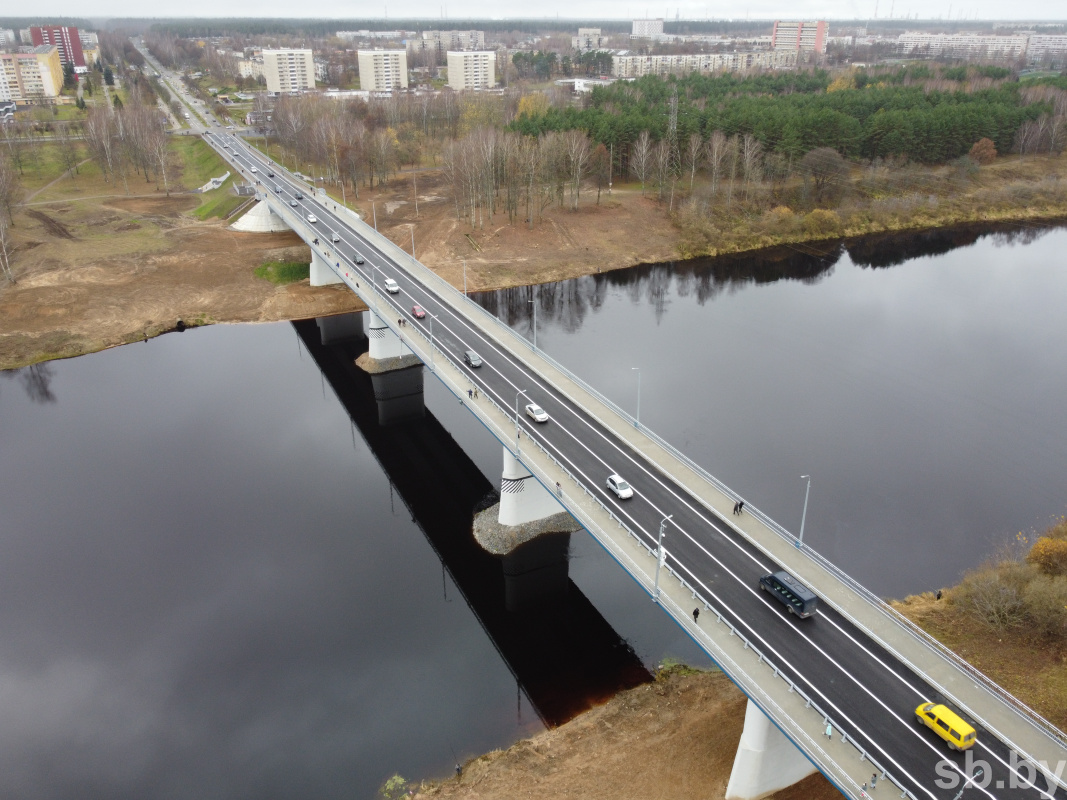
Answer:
xmin=894 ymin=516 xmax=1067 ymax=728
xmin=254 ymin=260 xmax=310 ymax=285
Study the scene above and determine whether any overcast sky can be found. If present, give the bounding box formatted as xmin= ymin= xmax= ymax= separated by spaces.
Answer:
xmin=19 ymin=0 xmax=1067 ymax=25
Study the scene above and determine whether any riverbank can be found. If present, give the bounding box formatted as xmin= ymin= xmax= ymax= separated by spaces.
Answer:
xmin=407 ymin=666 xmax=839 ymax=800
xmin=2 ymin=143 xmax=1065 ymax=371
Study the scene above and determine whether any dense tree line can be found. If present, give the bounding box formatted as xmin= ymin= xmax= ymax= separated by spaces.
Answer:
xmin=511 ymin=71 xmax=1057 ymax=166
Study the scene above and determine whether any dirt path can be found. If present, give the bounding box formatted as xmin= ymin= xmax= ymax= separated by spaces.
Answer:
xmin=25 ymin=158 xmax=93 ymax=203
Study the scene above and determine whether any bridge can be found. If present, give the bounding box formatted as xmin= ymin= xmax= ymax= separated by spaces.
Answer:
xmin=177 ymin=110 xmax=1067 ymax=799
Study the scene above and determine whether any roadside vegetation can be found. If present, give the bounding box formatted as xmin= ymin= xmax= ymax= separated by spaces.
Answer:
xmin=895 ymin=515 xmax=1067 ymax=727
xmin=254 ymin=260 xmax=310 ymax=284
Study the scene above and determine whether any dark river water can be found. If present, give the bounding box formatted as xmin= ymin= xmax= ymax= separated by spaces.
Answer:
xmin=1 ymin=221 xmax=1065 ymax=798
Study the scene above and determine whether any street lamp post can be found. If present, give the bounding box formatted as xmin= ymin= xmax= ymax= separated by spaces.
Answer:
xmin=797 ymin=475 xmax=811 ymax=549
xmin=372 ymin=202 xmax=377 ymax=231
xmin=654 ymin=515 xmax=672 ymax=603
xmin=428 ymin=313 xmax=439 ymax=370
xmin=514 ymin=389 xmax=530 ymax=454
xmin=632 ymin=367 xmax=641 ymax=428
xmin=462 ymin=259 xmax=467 ymax=296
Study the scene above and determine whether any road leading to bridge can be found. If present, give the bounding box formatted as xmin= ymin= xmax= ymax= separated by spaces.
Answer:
xmin=201 ymin=127 xmax=1067 ymax=800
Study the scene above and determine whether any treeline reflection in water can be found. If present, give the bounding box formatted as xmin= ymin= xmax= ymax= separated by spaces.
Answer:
xmin=473 ymin=220 xmax=1063 ymax=331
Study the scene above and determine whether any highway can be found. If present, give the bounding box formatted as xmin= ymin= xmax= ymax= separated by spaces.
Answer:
xmin=196 ymin=127 xmax=1065 ymax=800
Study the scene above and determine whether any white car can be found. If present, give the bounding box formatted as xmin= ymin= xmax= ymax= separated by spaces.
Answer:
xmin=250 ymin=166 xmax=257 ymax=173
xmin=384 ymin=278 xmax=400 ymax=294
xmin=331 ymin=232 xmax=341 ymax=243
xmin=606 ymin=474 xmax=634 ymax=500
xmin=306 ymin=214 xmax=318 ymax=224
xmin=525 ymin=403 xmax=549 ymax=423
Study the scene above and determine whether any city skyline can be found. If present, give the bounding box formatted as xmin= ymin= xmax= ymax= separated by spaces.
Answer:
xmin=13 ymin=2 xmax=1067 ymax=24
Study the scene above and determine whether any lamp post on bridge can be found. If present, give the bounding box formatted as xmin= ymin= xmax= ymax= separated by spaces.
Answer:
xmin=654 ymin=514 xmax=672 ymax=603
xmin=797 ymin=475 xmax=811 ymax=549
xmin=463 ymin=259 xmax=467 ymax=296
xmin=428 ymin=312 xmax=439 ymax=371
xmin=514 ymin=389 xmax=531 ymax=455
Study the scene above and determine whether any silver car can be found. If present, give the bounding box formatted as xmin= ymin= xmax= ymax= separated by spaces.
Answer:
xmin=384 ymin=278 xmax=400 ymax=294
xmin=606 ymin=474 xmax=633 ymax=500
xmin=525 ymin=403 xmax=549 ymax=423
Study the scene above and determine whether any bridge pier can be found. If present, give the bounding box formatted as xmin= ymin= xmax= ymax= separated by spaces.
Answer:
xmin=725 ymin=699 xmax=818 ymax=800
xmin=354 ymin=310 xmax=422 ymax=374
xmin=310 ymin=249 xmax=344 ymax=287
xmin=474 ymin=447 xmax=580 ymax=557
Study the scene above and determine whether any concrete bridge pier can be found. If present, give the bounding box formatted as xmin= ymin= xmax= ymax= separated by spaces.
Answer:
xmin=352 ymin=310 xmax=424 ymax=425
xmin=474 ymin=448 xmax=581 ymax=609
xmin=310 ymin=249 xmax=343 ymax=287
xmin=725 ymin=699 xmax=818 ymax=800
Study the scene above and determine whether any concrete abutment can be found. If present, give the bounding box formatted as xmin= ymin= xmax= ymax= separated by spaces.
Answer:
xmin=725 ymin=699 xmax=818 ymax=800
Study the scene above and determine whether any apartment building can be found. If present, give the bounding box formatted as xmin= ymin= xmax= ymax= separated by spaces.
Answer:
xmin=0 ymin=29 xmax=16 ymax=48
xmin=1027 ymin=34 xmax=1067 ymax=65
xmin=0 ymin=46 xmax=63 ymax=103
xmin=262 ymin=48 xmax=315 ymax=93
xmin=446 ymin=50 xmax=496 ymax=90
xmin=771 ymin=21 xmax=829 ymax=54
xmin=357 ymin=49 xmax=409 ymax=91
xmin=30 ymin=25 xmax=86 ymax=71
xmin=612 ymin=49 xmax=797 ymax=78
xmin=896 ymin=32 xmax=1028 ymax=59
xmin=631 ymin=19 xmax=665 ymax=38
xmin=237 ymin=56 xmax=265 ymax=80
xmin=417 ymin=29 xmax=485 ymax=58
xmin=572 ymin=27 xmax=606 ymax=52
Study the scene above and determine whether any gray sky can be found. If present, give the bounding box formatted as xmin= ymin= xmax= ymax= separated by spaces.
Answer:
xmin=20 ymin=0 xmax=1067 ymax=25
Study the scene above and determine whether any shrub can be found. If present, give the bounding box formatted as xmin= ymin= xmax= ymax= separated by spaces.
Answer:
xmin=970 ymin=138 xmax=997 ymax=165
xmin=1024 ymin=575 xmax=1067 ymax=639
xmin=802 ymin=209 xmax=841 ymax=236
xmin=1028 ymin=536 xmax=1067 ymax=576
xmin=954 ymin=560 xmax=1034 ymax=630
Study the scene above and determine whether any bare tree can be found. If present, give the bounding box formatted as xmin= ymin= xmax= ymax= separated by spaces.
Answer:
xmin=630 ymin=130 xmax=652 ymax=195
xmin=0 ymin=156 xmax=21 ymax=282
xmin=685 ymin=132 xmax=703 ymax=191
xmin=651 ymin=138 xmax=672 ymax=201
xmin=562 ymin=129 xmax=590 ymax=211
xmin=740 ymin=134 xmax=763 ymax=202
xmin=705 ymin=130 xmax=727 ymax=198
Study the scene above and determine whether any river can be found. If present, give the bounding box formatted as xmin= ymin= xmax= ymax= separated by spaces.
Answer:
xmin=0 ymin=221 xmax=1064 ymax=798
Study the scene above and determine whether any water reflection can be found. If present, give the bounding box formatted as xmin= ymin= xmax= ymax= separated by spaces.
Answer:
xmin=1 ymin=364 xmax=57 ymax=403
xmin=476 ymin=220 xmax=1064 ymax=331
xmin=294 ymin=317 xmax=651 ymax=727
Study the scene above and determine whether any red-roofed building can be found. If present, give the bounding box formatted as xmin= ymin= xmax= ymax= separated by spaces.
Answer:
xmin=30 ymin=26 xmax=86 ymax=71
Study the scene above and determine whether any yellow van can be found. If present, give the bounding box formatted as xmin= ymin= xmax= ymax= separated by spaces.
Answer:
xmin=915 ymin=702 xmax=977 ymax=750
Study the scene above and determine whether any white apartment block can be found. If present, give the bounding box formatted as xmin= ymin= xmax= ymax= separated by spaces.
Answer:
xmin=237 ymin=57 xmax=265 ymax=80
xmin=262 ymin=48 xmax=315 ymax=93
xmin=1027 ymin=34 xmax=1067 ymax=64
xmin=0 ymin=29 xmax=16 ymax=48
xmin=612 ymin=49 xmax=797 ymax=78
xmin=446 ymin=50 xmax=496 ymax=91
xmin=572 ymin=27 xmax=606 ymax=51
xmin=357 ymin=49 xmax=409 ymax=91
xmin=896 ymin=32 xmax=1028 ymax=59
xmin=631 ymin=19 xmax=665 ymax=38
xmin=772 ymin=21 xmax=829 ymax=54
xmin=78 ymin=31 xmax=98 ymax=47
xmin=419 ymin=30 xmax=485 ymax=55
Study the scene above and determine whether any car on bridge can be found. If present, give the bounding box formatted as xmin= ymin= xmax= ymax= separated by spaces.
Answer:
xmin=295 ymin=192 xmax=304 ymax=199
xmin=759 ymin=571 xmax=818 ymax=618
xmin=250 ymin=167 xmax=257 ymax=173
xmin=606 ymin=474 xmax=633 ymax=499
xmin=463 ymin=350 xmax=482 ymax=368
xmin=307 ymin=214 xmax=318 ymax=224
xmin=268 ymin=171 xmax=275 ymax=177
xmin=331 ymin=232 xmax=341 ymax=243
xmin=384 ymin=278 xmax=400 ymax=294
xmin=354 ymin=255 xmax=365 ymax=265
xmin=915 ymin=702 xmax=977 ymax=751
xmin=525 ymin=403 xmax=549 ymax=423
xmin=274 ymin=185 xmax=281 ymax=193
xmin=289 ymin=200 xmax=298 ymax=207
xmin=411 ymin=305 xmax=426 ymax=319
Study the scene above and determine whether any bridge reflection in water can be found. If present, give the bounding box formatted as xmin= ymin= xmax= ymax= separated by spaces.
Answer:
xmin=294 ymin=316 xmax=652 ymax=728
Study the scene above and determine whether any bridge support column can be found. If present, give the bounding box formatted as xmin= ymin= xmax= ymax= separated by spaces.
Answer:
xmin=473 ymin=448 xmax=580 ymax=560
xmin=310 ymin=249 xmax=343 ymax=287
xmin=725 ymin=699 xmax=817 ymax=800
xmin=354 ymin=310 xmax=421 ymax=374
